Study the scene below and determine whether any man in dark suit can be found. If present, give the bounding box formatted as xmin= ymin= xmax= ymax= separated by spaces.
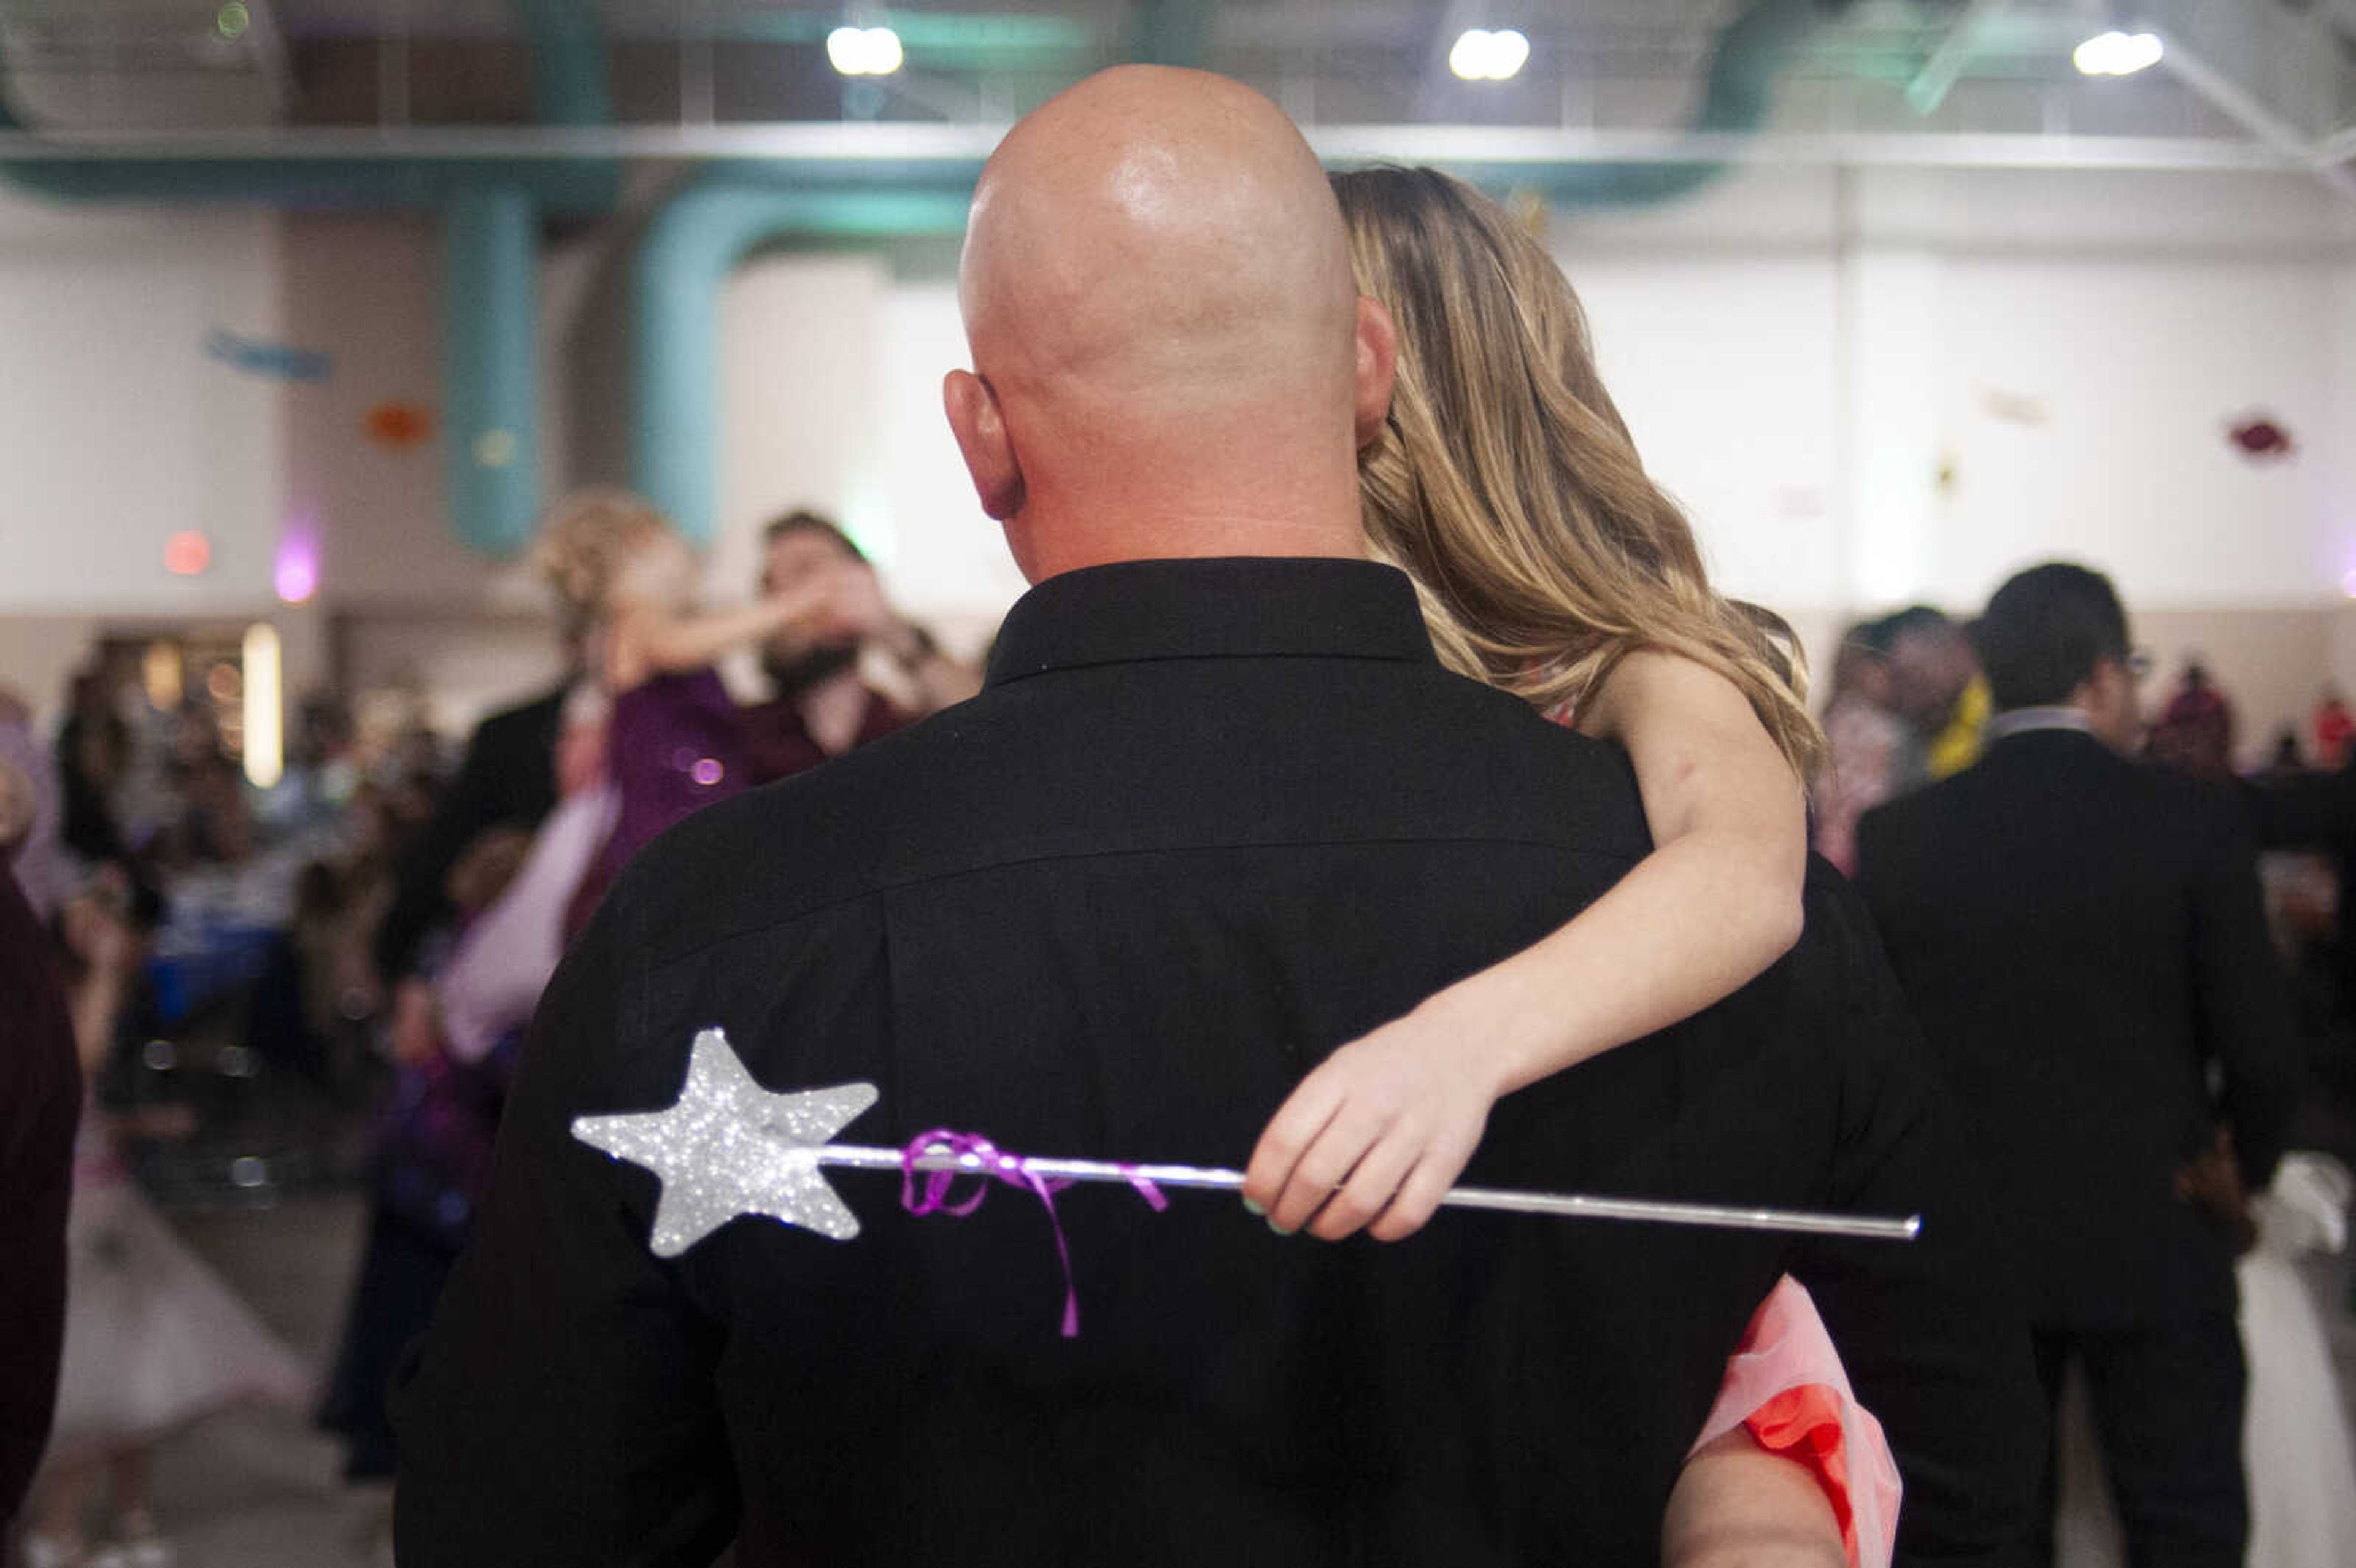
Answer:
xmin=1857 ymin=561 xmax=2301 ymax=1568
xmin=372 ymin=674 xmax=571 ymax=988
xmin=396 ymin=67 xmax=2038 ymax=1567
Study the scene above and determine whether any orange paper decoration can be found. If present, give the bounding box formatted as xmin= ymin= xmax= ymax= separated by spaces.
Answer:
xmin=364 ymin=401 xmax=436 ymax=450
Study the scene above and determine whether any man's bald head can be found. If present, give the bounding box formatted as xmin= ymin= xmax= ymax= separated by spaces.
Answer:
xmin=945 ymin=67 xmax=1395 ymax=580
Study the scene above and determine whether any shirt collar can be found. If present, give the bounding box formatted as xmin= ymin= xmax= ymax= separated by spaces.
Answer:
xmin=1984 ymin=705 xmax=2095 ymax=743
xmin=984 ymin=557 xmax=1438 ymax=687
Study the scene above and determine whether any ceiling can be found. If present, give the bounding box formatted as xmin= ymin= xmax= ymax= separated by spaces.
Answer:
xmin=0 ymin=2 xmax=2352 ymax=185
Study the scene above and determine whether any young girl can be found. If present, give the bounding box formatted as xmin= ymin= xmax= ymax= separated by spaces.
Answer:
xmin=1238 ymin=168 xmax=1896 ymax=1568
xmin=30 ymin=872 xmax=311 ymax=1568
xmin=1242 ymin=169 xmax=1819 ymax=1246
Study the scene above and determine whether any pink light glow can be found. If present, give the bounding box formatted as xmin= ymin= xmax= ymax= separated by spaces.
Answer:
xmin=164 ymin=530 xmax=212 ymax=575
xmin=274 ymin=521 xmax=320 ymax=604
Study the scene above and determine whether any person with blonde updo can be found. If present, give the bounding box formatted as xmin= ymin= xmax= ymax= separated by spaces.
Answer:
xmin=533 ymin=489 xmax=859 ymax=937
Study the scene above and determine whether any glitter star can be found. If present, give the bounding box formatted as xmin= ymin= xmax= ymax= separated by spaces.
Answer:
xmin=570 ymin=1027 xmax=879 ymax=1256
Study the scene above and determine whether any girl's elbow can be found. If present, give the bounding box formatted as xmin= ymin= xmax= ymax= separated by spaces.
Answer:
xmin=1745 ymin=852 xmax=1807 ymax=959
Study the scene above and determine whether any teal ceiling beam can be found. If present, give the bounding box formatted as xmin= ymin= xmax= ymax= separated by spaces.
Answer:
xmin=1474 ymin=0 xmax=1855 ymax=207
xmin=1905 ymin=0 xmax=2003 ymax=117
xmin=1126 ymin=0 xmax=1218 ymax=69
xmin=692 ymin=9 xmax=1096 ymax=67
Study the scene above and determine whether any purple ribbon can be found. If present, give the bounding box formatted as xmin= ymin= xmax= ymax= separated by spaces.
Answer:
xmin=899 ymin=1129 xmax=1168 ymax=1338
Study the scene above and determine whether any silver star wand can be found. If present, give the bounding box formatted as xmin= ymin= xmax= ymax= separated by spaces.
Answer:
xmin=572 ymin=1028 xmax=1920 ymax=1258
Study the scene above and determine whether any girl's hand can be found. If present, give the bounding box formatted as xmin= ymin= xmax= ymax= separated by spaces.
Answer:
xmin=1242 ymin=997 xmax=1510 ymax=1242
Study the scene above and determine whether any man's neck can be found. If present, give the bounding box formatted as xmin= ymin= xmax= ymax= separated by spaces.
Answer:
xmin=1008 ymin=431 xmax=1367 ymax=581
xmin=1984 ymin=704 xmax=2095 ymax=743
xmin=1014 ymin=507 xmax=1365 ymax=582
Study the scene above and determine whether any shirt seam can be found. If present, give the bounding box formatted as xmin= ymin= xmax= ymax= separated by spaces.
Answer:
xmin=983 ymin=646 xmax=1438 ymax=690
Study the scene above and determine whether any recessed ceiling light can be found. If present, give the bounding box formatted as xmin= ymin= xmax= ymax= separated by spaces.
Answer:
xmin=1450 ymin=28 xmax=1530 ymax=83
xmin=2073 ymin=31 xmax=2163 ymax=77
xmin=828 ymin=25 xmax=904 ymax=78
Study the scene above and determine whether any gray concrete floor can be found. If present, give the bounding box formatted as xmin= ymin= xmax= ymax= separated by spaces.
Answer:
xmin=134 ymin=1196 xmax=389 ymax=1568
xmin=23 ymin=1186 xmax=2356 ymax=1568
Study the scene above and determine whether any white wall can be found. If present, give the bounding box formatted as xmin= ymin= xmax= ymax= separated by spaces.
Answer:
xmin=871 ymin=283 xmax=1030 ymax=619
xmin=1930 ymin=256 xmax=2339 ymax=608
xmin=1541 ymin=165 xmax=2356 ymax=623
xmin=1568 ymin=254 xmax=1844 ymax=609
xmin=278 ymin=213 xmax=586 ymax=617
xmin=10 ymin=157 xmax=2356 ymax=752
xmin=0 ymin=193 xmax=287 ymax=616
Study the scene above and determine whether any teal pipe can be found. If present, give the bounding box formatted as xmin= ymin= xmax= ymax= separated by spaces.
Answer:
xmin=444 ymin=190 xmax=541 ymax=556
xmin=1472 ymin=0 xmax=1853 ymax=206
xmin=629 ymin=178 xmax=973 ymax=544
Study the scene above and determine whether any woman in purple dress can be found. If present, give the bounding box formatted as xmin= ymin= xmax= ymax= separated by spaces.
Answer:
xmin=531 ymin=490 xmax=858 ymax=940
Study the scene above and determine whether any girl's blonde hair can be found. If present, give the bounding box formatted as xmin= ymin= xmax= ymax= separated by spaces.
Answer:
xmin=531 ymin=488 xmax=673 ymax=636
xmin=1336 ymin=166 xmax=1825 ymax=781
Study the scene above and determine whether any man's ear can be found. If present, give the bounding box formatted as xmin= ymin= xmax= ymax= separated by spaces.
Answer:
xmin=944 ymin=369 xmax=1026 ymax=521
xmin=1353 ymin=295 xmax=1399 ymax=453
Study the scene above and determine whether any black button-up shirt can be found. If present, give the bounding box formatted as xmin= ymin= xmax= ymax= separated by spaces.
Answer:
xmin=397 ymin=557 xmax=2038 ymax=1567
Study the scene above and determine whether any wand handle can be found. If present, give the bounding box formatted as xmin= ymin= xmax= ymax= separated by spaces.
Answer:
xmin=816 ymin=1144 xmax=1920 ymax=1242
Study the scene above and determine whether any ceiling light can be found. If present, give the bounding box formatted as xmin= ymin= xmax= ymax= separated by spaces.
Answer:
xmin=1450 ymin=28 xmax=1530 ymax=83
xmin=2073 ymin=30 xmax=2163 ymax=77
xmin=828 ymin=25 xmax=904 ymax=78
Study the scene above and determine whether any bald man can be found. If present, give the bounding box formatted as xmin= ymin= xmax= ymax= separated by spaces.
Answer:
xmin=396 ymin=68 xmax=2033 ymax=1567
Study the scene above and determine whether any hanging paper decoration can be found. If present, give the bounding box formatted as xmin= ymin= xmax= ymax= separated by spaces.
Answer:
xmin=363 ymin=401 xmax=436 ymax=450
xmin=205 ymin=329 xmax=333 ymax=382
xmin=1976 ymin=386 xmax=2048 ymax=426
xmin=2227 ymin=414 xmax=2295 ymax=461
xmin=573 ymin=1028 xmax=1920 ymax=1339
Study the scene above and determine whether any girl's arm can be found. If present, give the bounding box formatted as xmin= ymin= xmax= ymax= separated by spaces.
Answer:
xmin=1663 ymin=1430 xmax=1848 ymax=1568
xmin=1242 ymin=651 xmax=1807 ymax=1241
xmin=62 ymin=893 xmax=137 ymax=1075
xmin=604 ymin=572 xmax=848 ymax=691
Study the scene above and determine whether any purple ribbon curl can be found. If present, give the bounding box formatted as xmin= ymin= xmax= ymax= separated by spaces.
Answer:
xmin=898 ymin=1129 xmax=1168 ymax=1337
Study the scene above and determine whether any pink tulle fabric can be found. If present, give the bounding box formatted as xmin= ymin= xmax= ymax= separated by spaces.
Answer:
xmin=1688 ymin=1275 xmax=1902 ymax=1568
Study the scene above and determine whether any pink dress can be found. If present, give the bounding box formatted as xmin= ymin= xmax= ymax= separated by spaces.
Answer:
xmin=1544 ymin=704 xmax=1899 ymax=1564
xmin=46 ymin=1111 xmax=312 ymax=1461
xmin=1690 ymin=1277 xmax=1901 ymax=1568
